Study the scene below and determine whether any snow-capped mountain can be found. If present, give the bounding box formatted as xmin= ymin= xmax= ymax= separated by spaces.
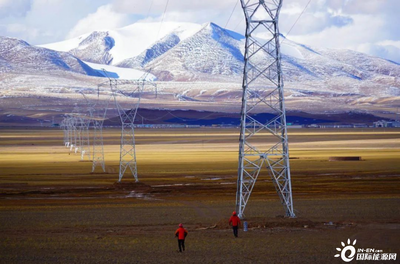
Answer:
xmin=117 ymin=32 xmax=182 ymax=69
xmin=0 ymin=36 xmax=155 ymax=81
xmin=0 ymin=36 xmax=101 ymax=76
xmin=1 ymin=21 xmax=399 ymax=124
xmin=281 ymin=37 xmax=400 ymax=81
xmin=143 ymin=23 xmax=244 ymax=81
xmin=39 ymin=21 xmax=400 ymax=85
xmin=40 ymin=22 xmax=202 ymax=65
xmin=40 ymin=22 xmax=245 ymax=81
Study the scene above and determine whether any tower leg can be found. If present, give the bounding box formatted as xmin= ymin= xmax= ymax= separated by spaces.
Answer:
xmin=118 ymin=123 xmax=138 ymax=182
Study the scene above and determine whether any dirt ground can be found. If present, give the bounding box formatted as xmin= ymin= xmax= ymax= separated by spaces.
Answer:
xmin=0 ymin=127 xmax=399 ymax=263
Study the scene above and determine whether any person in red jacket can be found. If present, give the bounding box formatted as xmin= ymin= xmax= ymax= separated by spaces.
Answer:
xmin=229 ymin=211 xmax=241 ymax=237
xmin=175 ymin=223 xmax=188 ymax=252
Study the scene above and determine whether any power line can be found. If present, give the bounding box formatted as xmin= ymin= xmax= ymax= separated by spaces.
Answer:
xmin=146 ymin=0 xmax=154 ymax=17
xmin=137 ymin=110 xmax=220 ymax=123
xmin=168 ymin=111 xmax=219 ymax=122
xmin=156 ymin=0 xmax=170 ymax=39
xmin=282 ymin=0 xmax=312 ymax=42
xmin=224 ymin=1 xmax=239 ymax=29
xmin=280 ymin=0 xmax=313 ymax=85
xmin=136 ymin=112 xmax=171 ymax=122
xmin=233 ymin=16 xmax=243 ymax=31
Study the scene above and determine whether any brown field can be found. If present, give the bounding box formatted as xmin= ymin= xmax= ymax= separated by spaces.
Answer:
xmin=0 ymin=127 xmax=399 ymax=263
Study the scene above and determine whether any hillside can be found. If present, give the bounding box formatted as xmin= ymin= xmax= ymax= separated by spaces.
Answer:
xmin=0 ymin=36 xmax=100 ymax=77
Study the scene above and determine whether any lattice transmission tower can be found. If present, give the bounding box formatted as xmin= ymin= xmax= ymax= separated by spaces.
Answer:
xmin=78 ymin=93 xmax=94 ymax=161
xmin=61 ymin=117 xmax=69 ymax=147
xmin=100 ymin=73 xmax=156 ymax=182
xmin=65 ymin=116 xmax=73 ymax=149
xmin=64 ymin=115 xmax=73 ymax=149
xmin=90 ymin=89 xmax=113 ymax=173
xmin=61 ymin=92 xmax=109 ymax=171
xmin=72 ymin=105 xmax=83 ymax=154
xmin=236 ymin=0 xmax=295 ymax=218
xmin=62 ymin=105 xmax=85 ymax=156
xmin=64 ymin=113 xmax=78 ymax=153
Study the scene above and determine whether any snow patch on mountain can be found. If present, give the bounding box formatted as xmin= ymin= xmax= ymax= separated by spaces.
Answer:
xmin=83 ymin=61 xmax=156 ymax=80
xmin=40 ymin=33 xmax=91 ymax=52
xmin=117 ymin=33 xmax=181 ymax=68
xmin=40 ymin=22 xmax=203 ymax=65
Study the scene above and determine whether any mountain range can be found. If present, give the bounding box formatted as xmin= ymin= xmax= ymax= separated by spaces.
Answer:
xmin=0 ymin=21 xmax=399 ymax=124
xmin=37 ymin=22 xmax=400 ymax=85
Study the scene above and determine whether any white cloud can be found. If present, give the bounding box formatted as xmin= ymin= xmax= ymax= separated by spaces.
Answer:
xmin=0 ymin=0 xmax=109 ymax=44
xmin=3 ymin=23 xmax=40 ymax=42
xmin=289 ymin=14 xmax=385 ymax=49
xmin=67 ymin=4 xmax=129 ymax=38
xmin=111 ymin=0 xmax=235 ymax=14
xmin=279 ymin=0 xmax=399 ymax=62
xmin=0 ymin=0 xmax=398 ymax=62
xmin=281 ymin=2 xmax=304 ymax=16
xmin=0 ymin=0 xmax=31 ymax=17
xmin=111 ymin=0 xmax=244 ymax=29
xmin=377 ymin=40 xmax=400 ymax=50
xmin=357 ymin=43 xmax=400 ymax=64
xmin=6 ymin=23 xmax=27 ymax=33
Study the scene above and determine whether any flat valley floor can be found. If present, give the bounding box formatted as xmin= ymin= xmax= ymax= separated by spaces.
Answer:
xmin=0 ymin=128 xmax=399 ymax=263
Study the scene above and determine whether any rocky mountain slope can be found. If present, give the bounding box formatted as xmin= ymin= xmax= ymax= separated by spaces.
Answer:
xmin=142 ymin=23 xmax=244 ymax=81
xmin=68 ymin=31 xmax=115 ymax=65
xmin=0 ymin=36 xmax=101 ymax=77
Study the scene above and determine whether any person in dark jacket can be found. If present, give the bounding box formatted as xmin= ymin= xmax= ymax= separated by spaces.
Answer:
xmin=175 ymin=223 xmax=188 ymax=252
xmin=229 ymin=211 xmax=241 ymax=237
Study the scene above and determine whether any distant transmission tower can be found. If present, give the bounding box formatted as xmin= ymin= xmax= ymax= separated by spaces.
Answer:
xmin=91 ymin=119 xmax=106 ymax=171
xmin=61 ymin=117 xmax=68 ymax=147
xmin=76 ymin=113 xmax=91 ymax=161
xmin=62 ymin=115 xmax=75 ymax=151
xmin=236 ymin=0 xmax=295 ymax=218
xmin=65 ymin=114 xmax=73 ymax=148
xmin=102 ymin=73 xmax=156 ymax=182
xmin=66 ymin=114 xmax=78 ymax=153
xmin=79 ymin=93 xmax=95 ymax=161
xmin=90 ymin=89 xmax=113 ymax=173
xmin=72 ymin=105 xmax=81 ymax=154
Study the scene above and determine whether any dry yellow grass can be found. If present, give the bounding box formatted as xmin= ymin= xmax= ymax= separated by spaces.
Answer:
xmin=0 ymin=127 xmax=399 ymax=263
xmin=0 ymin=127 xmax=400 ymax=185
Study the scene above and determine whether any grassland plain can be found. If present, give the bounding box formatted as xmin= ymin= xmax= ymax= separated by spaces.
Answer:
xmin=0 ymin=127 xmax=399 ymax=263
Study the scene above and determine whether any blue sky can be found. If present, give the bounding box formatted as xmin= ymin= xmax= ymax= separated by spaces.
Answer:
xmin=1 ymin=0 xmax=399 ymax=62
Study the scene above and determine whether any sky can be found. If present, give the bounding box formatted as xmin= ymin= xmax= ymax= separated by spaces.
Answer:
xmin=1 ymin=0 xmax=399 ymax=63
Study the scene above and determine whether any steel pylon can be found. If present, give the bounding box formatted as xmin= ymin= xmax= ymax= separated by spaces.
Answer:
xmin=77 ymin=92 xmax=95 ymax=161
xmin=91 ymin=118 xmax=106 ymax=172
xmin=61 ymin=117 xmax=69 ymax=147
xmin=64 ymin=113 xmax=78 ymax=152
xmin=236 ymin=0 xmax=295 ymax=218
xmin=101 ymin=74 xmax=156 ymax=182
xmin=80 ymin=117 xmax=91 ymax=160
xmin=65 ymin=116 xmax=73 ymax=148
xmin=90 ymin=91 xmax=112 ymax=173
